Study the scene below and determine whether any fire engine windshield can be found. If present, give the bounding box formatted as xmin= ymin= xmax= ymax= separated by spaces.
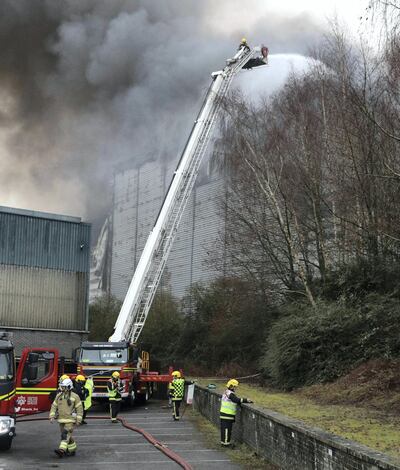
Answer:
xmin=0 ymin=350 xmax=14 ymax=382
xmin=80 ymin=348 xmax=128 ymax=364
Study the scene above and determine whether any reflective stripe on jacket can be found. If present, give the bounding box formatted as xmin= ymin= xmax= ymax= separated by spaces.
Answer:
xmin=84 ymin=378 xmax=94 ymax=409
xmin=107 ymin=379 xmax=122 ymax=401
xmin=220 ymin=389 xmax=237 ymax=420
xmin=50 ymin=391 xmax=83 ymax=424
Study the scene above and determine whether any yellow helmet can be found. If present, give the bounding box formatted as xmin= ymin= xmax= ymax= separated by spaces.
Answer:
xmin=172 ymin=371 xmax=181 ymax=378
xmin=227 ymin=379 xmax=239 ymax=389
xmin=241 ymin=37 xmax=247 ymax=44
xmin=76 ymin=374 xmax=86 ymax=382
xmin=112 ymin=371 xmax=120 ymax=379
xmin=59 ymin=374 xmax=69 ymax=382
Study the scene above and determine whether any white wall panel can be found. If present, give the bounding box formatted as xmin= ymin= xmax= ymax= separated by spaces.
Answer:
xmin=111 ymin=158 xmax=225 ymax=303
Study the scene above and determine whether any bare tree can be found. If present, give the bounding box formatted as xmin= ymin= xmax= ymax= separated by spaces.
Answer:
xmin=209 ymin=23 xmax=400 ymax=305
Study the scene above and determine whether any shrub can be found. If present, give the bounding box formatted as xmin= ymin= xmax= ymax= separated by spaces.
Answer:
xmin=89 ymin=294 xmax=122 ymax=341
xmin=140 ymin=291 xmax=183 ymax=370
xmin=318 ymin=258 xmax=400 ymax=302
xmin=262 ymin=295 xmax=400 ymax=390
xmin=177 ymin=278 xmax=273 ymax=374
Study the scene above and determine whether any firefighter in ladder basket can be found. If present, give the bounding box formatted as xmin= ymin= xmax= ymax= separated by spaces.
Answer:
xmin=238 ymin=37 xmax=250 ymax=52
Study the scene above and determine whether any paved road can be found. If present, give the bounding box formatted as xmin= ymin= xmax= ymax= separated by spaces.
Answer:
xmin=0 ymin=402 xmax=241 ymax=469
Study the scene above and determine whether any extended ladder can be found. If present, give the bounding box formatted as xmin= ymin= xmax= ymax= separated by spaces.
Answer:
xmin=110 ymin=45 xmax=264 ymax=343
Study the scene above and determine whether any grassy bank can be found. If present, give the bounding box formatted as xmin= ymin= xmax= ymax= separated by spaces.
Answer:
xmin=195 ymin=375 xmax=400 ymax=460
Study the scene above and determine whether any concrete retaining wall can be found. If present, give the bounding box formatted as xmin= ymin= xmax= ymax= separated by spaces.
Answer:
xmin=193 ymin=385 xmax=400 ymax=470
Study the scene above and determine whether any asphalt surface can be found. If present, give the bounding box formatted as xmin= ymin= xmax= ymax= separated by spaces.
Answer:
xmin=0 ymin=401 xmax=241 ymax=469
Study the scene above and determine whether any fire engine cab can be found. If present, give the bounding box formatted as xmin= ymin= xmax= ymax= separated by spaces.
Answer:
xmin=0 ymin=333 xmax=15 ymax=450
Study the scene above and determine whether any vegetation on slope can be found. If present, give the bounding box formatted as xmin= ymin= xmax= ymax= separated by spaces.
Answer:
xmin=197 ymin=377 xmax=400 ymax=460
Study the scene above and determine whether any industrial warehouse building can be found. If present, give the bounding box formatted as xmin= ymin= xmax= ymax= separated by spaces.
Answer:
xmin=0 ymin=206 xmax=91 ymax=357
xmin=109 ymin=158 xmax=225 ymax=302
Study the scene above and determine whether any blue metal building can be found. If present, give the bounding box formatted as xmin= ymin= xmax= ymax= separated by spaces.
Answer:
xmin=0 ymin=206 xmax=91 ymax=357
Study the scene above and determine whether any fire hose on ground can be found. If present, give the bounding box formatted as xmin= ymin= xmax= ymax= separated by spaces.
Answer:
xmin=17 ymin=415 xmax=193 ymax=470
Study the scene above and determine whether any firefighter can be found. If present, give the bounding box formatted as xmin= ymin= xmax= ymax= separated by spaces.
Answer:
xmin=58 ymin=374 xmax=70 ymax=390
xmin=261 ymin=44 xmax=269 ymax=64
xmin=238 ymin=37 xmax=250 ymax=52
xmin=169 ymin=371 xmax=194 ymax=421
xmin=84 ymin=375 xmax=94 ymax=421
xmin=49 ymin=377 xmax=83 ymax=458
xmin=74 ymin=374 xmax=93 ymax=424
xmin=167 ymin=381 xmax=173 ymax=408
xmin=107 ymin=371 xmax=124 ymax=423
xmin=220 ymin=379 xmax=253 ymax=447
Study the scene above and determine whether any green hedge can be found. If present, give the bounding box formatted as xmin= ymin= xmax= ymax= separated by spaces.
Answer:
xmin=262 ymin=295 xmax=400 ymax=390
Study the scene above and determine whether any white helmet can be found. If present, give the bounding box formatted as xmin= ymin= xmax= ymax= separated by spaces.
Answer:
xmin=60 ymin=378 xmax=73 ymax=390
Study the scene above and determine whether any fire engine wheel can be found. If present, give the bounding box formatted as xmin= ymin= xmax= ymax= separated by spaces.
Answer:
xmin=0 ymin=436 xmax=12 ymax=451
xmin=136 ymin=386 xmax=151 ymax=404
xmin=126 ymin=388 xmax=136 ymax=407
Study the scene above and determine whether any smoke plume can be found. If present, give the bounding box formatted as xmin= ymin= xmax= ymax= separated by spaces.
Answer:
xmin=0 ymin=0 xmax=325 ymax=226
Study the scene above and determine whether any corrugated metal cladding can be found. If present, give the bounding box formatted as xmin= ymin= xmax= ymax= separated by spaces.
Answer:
xmin=0 ymin=265 xmax=87 ymax=330
xmin=111 ymin=161 xmax=167 ymax=300
xmin=0 ymin=208 xmax=90 ymax=272
xmin=0 ymin=206 xmax=90 ymax=332
xmin=111 ymin=158 xmax=225 ymax=301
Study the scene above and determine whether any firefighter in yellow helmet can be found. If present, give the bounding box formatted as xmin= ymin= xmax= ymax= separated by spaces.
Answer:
xmin=168 ymin=370 xmax=194 ymax=421
xmin=238 ymin=37 xmax=250 ymax=52
xmin=74 ymin=374 xmax=94 ymax=424
xmin=107 ymin=371 xmax=124 ymax=423
xmin=220 ymin=379 xmax=253 ymax=447
xmin=50 ymin=378 xmax=83 ymax=458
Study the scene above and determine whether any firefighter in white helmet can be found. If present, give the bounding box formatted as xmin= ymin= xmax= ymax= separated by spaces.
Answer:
xmin=49 ymin=378 xmax=83 ymax=458
xmin=57 ymin=374 xmax=70 ymax=392
xmin=220 ymin=379 xmax=253 ymax=447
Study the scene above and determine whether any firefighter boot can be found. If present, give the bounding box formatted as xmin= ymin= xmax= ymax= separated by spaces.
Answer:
xmin=54 ymin=449 xmax=66 ymax=458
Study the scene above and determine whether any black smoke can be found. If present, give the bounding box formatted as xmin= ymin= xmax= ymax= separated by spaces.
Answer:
xmin=0 ymin=0 xmax=325 ymax=225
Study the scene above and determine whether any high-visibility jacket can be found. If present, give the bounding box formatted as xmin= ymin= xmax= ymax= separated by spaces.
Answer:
xmin=84 ymin=378 xmax=94 ymax=410
xmin=107 ymin=379 xmax=123 ymax=401
xmin=50 ymin=391 xmax=83 ymax=424
xmin=220 ymin=389 xmax=244 ymax=421
xmin=74 ymin=381 xmax=88 ymax=403
xmin=169 ymin=378 xmax=185 ymax=401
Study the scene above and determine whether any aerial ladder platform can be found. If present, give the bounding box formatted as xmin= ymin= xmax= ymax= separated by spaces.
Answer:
xmin=110 ymin=42 xmax=268 ymax=344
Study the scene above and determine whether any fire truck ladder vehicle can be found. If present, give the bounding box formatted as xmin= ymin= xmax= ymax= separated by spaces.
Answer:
xmin=110 ymin=43 xmax=267 ymax=344
xmin=0 ymin=45 xmax=268 ymax=433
